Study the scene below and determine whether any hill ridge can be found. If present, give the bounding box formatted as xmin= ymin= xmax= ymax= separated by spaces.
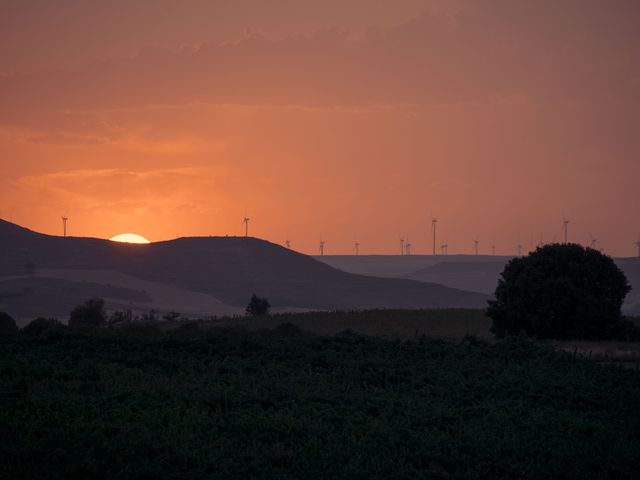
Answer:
xmin=0 ymin=219 xmax=489 ymax=311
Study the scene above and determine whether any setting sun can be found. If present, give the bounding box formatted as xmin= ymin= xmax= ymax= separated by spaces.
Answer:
xmin=109 ymin=233 xmax=150 ymax=244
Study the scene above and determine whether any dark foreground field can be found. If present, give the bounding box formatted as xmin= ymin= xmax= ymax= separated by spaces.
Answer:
xmin=2 ymin=322 xmax=640 ymax=479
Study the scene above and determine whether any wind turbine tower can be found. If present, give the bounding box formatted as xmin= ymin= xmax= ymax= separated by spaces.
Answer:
xmin=589 ymin=233 xmax=599 ymax=250
xmin=491 ymin=244 xmax=496 ymax=256
xmin=440 ymin=240 xmax=448 ymax=256
xmin=61 ymin=216 xmax=68 ymax=237
xmin=355 ymin=241 xmax=360 ymax=256
xmin=431 ymin=217 xmax=438 ymax=256
xmin=242 ymin=216 xmax=250 ymax=237
xmin=562 ymin=216 xmax=570 ymax=244
xmin=400 ymin=237 xmax=405 ymax=256
xmin=474 ymin=238 xmax=479 ymax=256
xmin=320 ymin=240 xmax=326 ymax=256
xmin=517 ymin=243 xmax=523 ymax=256
xmin=635 ymin=239 xmax=640 ymax=258
xmin=405 ymin=239 xmax=412 ymax=256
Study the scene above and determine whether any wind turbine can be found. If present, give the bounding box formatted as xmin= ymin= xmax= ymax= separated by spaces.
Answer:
xmin=491 ymin=243 xmax=496 ymax=256
xmin=431 ymin=217 xmax=438 ymax=256
xmin=635 ymin=238 xmax=640 ymax=258
xmin=405 ymin=238 xmax=412 ymax=256
xmin=400 ymin=237 xmax=405 ymax=256
xmin=242 ymin=216 xmax=250 ymax=237
xmin=440 ymin=239 xmax=448 ymax=256
xmin=355 ymin=241 xmax=360 ymax=256
xmin=588 ymin=233 xmax=599 ymax=250
xmin=319 ymin=239 xmax=326 ymax=256
xmin=474 ymin=238 xmax=479 ymax=256
xmin=517 ymin=243 xmax=523 ymax=256
xmin=61 ymin=216 xmax=68 ymax=237
xmin=562 ymin=215 xmax=570 ymax=244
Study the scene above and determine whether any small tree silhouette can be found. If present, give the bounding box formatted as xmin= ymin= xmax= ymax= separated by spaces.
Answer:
xmin=246 ymin=294 xmax=271 ymax=316
xmin=23 ymin=317 xmax=63 ymax=336
xmin=69 ymin=298 xmax=107 ymax=330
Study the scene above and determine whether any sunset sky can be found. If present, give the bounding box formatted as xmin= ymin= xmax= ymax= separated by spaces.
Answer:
xmin=1 ymin=0 xmax=639 ymax=256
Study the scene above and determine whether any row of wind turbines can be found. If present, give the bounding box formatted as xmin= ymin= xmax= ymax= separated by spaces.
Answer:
xmin=256 ymin=215 xmax=639 ymax=258
xmin=57 ymin=214 xmax=640 ymax=258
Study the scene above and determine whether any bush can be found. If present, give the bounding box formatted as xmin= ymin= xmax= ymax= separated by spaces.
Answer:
xmin=108 ymin=309 xmax=135 ymax=326
xmin=163 ymin=311 xmax=181 ymax=322
xmin=23 ymin=317 xmax=64 ymax=336
xmin=69 ymin=298 xmax=107 ymax=330
xmin=488 ymin=244 xmax=631 ymax=340
xmin=0 ymin=312 xmax=18 ymax=335
xmin=246 ymin=294 xmax=271 ymax=316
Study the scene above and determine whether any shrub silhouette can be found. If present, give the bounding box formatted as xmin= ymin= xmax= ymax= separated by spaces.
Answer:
xmin=23 ymin=317 xmax=64 ymax=336
xmin=0 ymin=312 xmax=18 ymax=335
xmin=69 ymin=298 xmax=107 ymax=330
xmin=246 ymin=294 xmax=271 ymax=316
xmin=108 ymin=309 xmax=135 ymax=326
xmin=163 ymin=311 xmax=181 ymax=322
xmin=488 ymin=244 xmax=631 ymax=339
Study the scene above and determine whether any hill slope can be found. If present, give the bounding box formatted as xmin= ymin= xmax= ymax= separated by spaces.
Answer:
xmin=0 ymin=220 xmax=488 ymax=311
xmin=403 ymin=261 xmax=507 ymax=295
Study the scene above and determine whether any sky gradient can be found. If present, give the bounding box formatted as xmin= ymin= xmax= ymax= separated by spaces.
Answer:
xmin=1 ymin=0 xmax=639 ymax=256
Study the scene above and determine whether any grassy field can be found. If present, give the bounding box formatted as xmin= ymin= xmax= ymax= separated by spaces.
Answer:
xmin=192 ymin=308 xmax=493 ymax=339
xmin=2 ymin=316 xmax=640 ymax=479
xmin=180 ymin=310 xmax=640 ymax=367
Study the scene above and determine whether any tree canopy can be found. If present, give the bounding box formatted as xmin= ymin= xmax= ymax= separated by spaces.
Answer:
xmin=69 ymin=298 xmax=107 ymax=329
xmin=0 ymin=312 xmax=17 ymax=334
xmin=488 ymin=244 xmax=631 ymax=339
xmin=246 ymin=294 xmax=271 ymax=316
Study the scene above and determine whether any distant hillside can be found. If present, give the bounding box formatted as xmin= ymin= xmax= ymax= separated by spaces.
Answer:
xmin=315 ymin=254 xmax=512 ymax=278
xmin=403 ymin=261 xmax=507 ymax=295
xmin=317 ymin=253 xmax=640 ymax=315
xmin=0 ymin=220 xmax=488 ymax=312
xmin=0 ymin=276 xmax=151 ymax=322
xmin=616 ymin=258 xmax=640 ymax=315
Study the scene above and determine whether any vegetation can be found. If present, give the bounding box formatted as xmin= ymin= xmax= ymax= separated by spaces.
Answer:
xmin=68 ymin=298 xmax=107 ymax=330
xmin=488 ymin=244 xmax=631 ymax=339
xmin=1 ymin=322 xmax=640 ymax=479
xmin=213 ymin=308 xmax=491 ymax=338
xmin=0 ymin=311 xmax=17 ymax=335
xmin=22 ymin=317 xmax=64 ymax=337
xmin=246 ymin=294 xmax=271 ymax=316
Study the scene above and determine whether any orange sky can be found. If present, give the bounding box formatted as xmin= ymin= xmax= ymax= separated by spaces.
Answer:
xmin=1 ymin=0 xmax=639 ymax=256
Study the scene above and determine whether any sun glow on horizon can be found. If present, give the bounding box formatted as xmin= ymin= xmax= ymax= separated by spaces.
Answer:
xmin=109 ymin=233 xmax=151 ymax=244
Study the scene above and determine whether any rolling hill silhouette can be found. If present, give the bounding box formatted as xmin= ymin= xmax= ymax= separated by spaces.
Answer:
xmin=0 ymin=219 xmax=488 ymax=313
xmin=403 ymin=261 xmax=507 ymax=294
xmin=317 ymin=253 xmax=640 ymax=315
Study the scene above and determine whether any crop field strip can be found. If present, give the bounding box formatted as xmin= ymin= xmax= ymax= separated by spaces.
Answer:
xmin=2 ymin=322 xmax=640 ymax=479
